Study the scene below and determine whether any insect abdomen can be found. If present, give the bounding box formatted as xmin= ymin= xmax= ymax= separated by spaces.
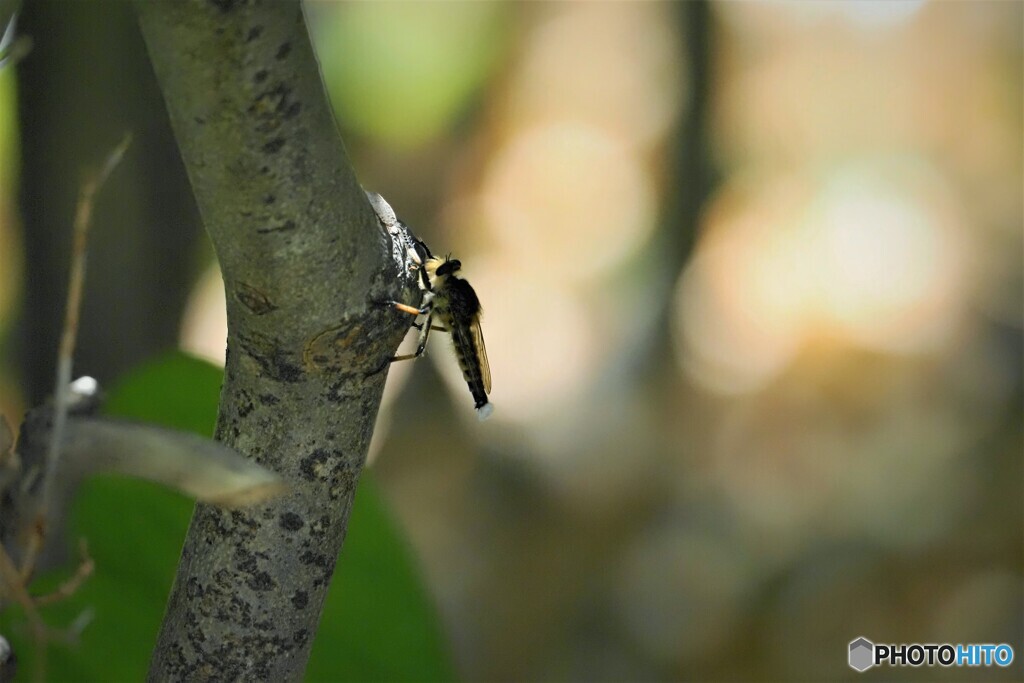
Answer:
xmin=448 ymin=316 xmax=489 ymax=409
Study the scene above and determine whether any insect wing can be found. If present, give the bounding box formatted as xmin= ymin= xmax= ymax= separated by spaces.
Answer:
xmin=471 ymin=318 xmax=491 ymax=394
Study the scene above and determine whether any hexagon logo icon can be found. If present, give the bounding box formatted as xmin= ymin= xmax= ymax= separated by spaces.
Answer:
xmin=849 ymin=637 xmax=874 ymax=672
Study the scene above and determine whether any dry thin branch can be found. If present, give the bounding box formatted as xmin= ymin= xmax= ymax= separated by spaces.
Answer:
xmin=0 ymin=547 xmax=43 ymax=633
xmin=31 ymin=541 xmax=93 ymax=608
xmin=0 ymin=136 xmax=129 ymax=682
xmin=40 ymin=134 xmax=132 ymax=521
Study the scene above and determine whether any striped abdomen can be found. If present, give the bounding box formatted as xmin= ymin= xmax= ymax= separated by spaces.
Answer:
xmin=446 ymin=313 xmax=489 ymax=409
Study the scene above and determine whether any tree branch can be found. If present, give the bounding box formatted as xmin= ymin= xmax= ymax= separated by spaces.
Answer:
xmin=136 ymin=2 xmax=415 ymax=680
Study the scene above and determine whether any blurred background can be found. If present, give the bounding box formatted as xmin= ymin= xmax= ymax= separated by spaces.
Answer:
xmin=1 ymin=1 xmax=1021 ymax=680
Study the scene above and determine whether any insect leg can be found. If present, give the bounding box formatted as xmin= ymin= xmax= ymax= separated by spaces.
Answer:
xmin=365 ymin=296 xmax=437 ymax=375
xmin=413 ymin=310 xmax=433 ymax=356
xmin=388 ymin=353 xmax=421 ymax=364
xmin=410 ymin=322 xmax=448 ymax=332
xmin=386 ymin=301 xmax=431 ymax=317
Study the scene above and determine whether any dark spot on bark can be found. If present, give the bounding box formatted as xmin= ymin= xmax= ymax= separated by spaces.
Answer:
xmin=188 ymin=623 xmax=207 ymax=644
xmin=258 ymin=393 xmax=280 ymax=406
xmin=292 ymin=591 xmax=309 ymax=609
xmin=227 ymin=594 xmax=253 ymax=628
xmin=214 ymin=568 xmax=233 ymax=588
xmin=231 ymin=510 xmax=260 ymax=530
xmin=237 ymin=400 xmax=255 ymax=418
xmin=280 ymin=512 xmax=304 ymax=531
xmin=293 ymin=629 xmax=310 ymax=646
xmin=208 ymin=514 xmax=231 ymax=543
xmin=360 ymin=397 xmax=375 ymax=422
xmin=253 ymin=69 xmax=269 ymax=84
xmin=326 ymin=376 xmax=360 ymax=403
xmin=246 ymin=571 xmax=274 ymax=592
xmin=260 ymin=165 xmax=270 ymax=175
xmin=299 ymin=448 xmax=337 ymax=482
xmin=263 ymin=194 xmax=276 ymax=205
xmin=237 ymin=331 xmax=304 ymax=383
xmin=186 ymin=577 xmax=205 ymax=599
xmin=235 ymin=281 xmax=278 ymax=314
xmin=235 ymin=548 xmax=257 ymax=574
xmin=298 ymin=551 xmax=333 ymax=586
xmin=256 ymin=219 xmax=296 ymax=234
xmin=263 ymin=137 xmax=285 ymax=154
xmin=246 ymin=25 xmax=263 ymax=42
xmin=195 ymin=116 xmax=206 ymax=125
xmin=308 ymin=515 xmax=332 ymax=540
xmin=272 ymin=351 xmax=304 ymax=382
xmin=250 ymin=83 xmax=297 ymax=135
xmin=164 ymin=643 xmax=186 ymax=677
xmin=276 ymin=42 xmax=292 ymax=60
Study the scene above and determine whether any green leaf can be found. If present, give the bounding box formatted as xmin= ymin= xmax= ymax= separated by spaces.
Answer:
xmin=101 ymin=350 xmax=222 ymax=436
xmin=308 ymin=475 xmax=456 ymax=682
xmin=3 ymin=351 xmax=453 ymax=682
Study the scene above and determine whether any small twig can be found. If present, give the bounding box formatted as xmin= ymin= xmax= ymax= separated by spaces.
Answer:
xmin=39 ymin=134 xmax=132 ymax=527
xmin=15 ymin=517 xmax=43 ymax=582
xmin=0 ymin=136 xmax=129 ymax=683
xmin=0 ymin=546 xmax=45 ymax=637
xmin=0 ymin=540 xmax=96 ymax=683
xmin=32 ymin=540 xmax=94 ymax=607
xmin=1 ymin=539 xmax=99 ymax=683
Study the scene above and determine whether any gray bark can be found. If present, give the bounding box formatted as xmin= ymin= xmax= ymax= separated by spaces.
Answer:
xmin=136 ymin=1 xmax=414 ymax=680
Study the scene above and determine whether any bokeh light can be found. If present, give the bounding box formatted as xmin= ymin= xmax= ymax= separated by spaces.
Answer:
xmin=509 ymin=2 xmax=686 ymax=151
xmin=179 ymin=263 xmax=227 ymax=367
xmin=674 ymin=160 xmax=971 ymax=394
xmin=309 ymin=1 xmax=509 ymax=149
xmin=480 ymin=121 xmax=657 ymax=285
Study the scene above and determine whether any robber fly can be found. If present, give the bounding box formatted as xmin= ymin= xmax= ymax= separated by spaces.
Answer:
xmin=386 ymin=238 xmax=493 ymax=421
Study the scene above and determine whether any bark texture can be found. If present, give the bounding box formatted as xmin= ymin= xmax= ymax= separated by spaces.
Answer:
xmin=137 ymin=2 xmax=414 ymax=680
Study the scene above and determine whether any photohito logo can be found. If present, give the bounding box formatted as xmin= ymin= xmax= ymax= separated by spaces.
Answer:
xmin=848 ymin=637 xmax=1014 ymax=672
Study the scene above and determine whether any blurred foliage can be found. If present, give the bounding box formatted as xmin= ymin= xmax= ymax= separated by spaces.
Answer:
xmin=0 ymin=67 xmax=15 ymax=177
xmin=2 ymin=352 xmax=453 ymax=682
xmin=312 ymin=1 xmax=510 ymax=148
xmin=0 ymin=65 xmax=19 ymax=337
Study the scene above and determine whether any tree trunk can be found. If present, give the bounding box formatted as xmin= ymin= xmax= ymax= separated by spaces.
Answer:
xmin=136 ymin=2 xmax=413 ymax=679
